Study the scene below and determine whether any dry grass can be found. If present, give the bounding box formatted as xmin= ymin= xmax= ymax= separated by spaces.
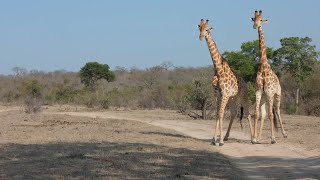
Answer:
xmin=0 ymin=109 xmax=244 ymax=179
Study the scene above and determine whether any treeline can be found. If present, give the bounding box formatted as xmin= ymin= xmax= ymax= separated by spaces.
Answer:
xmin=0 ymin=37 xmax=319 ymax=117
xmin=0 ymin=64 xmax=216 ymax=116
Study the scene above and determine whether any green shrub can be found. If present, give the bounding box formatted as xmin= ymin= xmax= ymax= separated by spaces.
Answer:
xmin=285 ymin=104 xmax=297 ymax=115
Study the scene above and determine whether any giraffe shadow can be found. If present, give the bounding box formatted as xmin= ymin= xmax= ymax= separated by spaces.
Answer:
xmin=223 ymin=138 xmax=252 ymax=144
xmin=140 ymin=131 xmax=190 ymax=139
xmin=200 ymin=137 xmax=252 ymax=145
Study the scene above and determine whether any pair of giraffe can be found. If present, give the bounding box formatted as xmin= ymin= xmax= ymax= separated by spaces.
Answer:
xmin=198 ymin=10 xmax=287 ymax=146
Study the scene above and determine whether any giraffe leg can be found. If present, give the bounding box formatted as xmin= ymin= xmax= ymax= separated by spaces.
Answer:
xmin=241 ymin=97 xmax=254 ymax=142
xmin=257 ymin=102 xmax=266 ymax=143
xmin=253 ymin=90 xmax=263 ymax=144
xmin=244 ymin=103 xmax=254 ymax=142
xmin=212 ymin=94 xmax=221 ymax=145
xmin=247 ymin=114 xmax=254 ymax=142
xmin=224 ymin=101 xmax=237 ymax=141
xmin=218 ymin=95 xmax=230 ymax=146
xmin=275 ymin=94 xmax=287 ymax=138
xmin=267 ymin=96 xmax=276 ymax=144
xmin=212 ymin=117 xmax=220 ymax=146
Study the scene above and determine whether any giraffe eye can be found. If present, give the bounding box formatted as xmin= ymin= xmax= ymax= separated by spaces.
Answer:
xmin=260 ymin=19 xmax=263 ymax=21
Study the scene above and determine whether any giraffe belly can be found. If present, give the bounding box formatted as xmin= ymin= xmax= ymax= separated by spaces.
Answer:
xmin=226 ymin=85 xmax=238 ymax=97
xmin=263 ymin=86 xmax=276 ymax=97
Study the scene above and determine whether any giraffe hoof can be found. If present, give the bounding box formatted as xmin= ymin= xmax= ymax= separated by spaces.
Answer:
xmin=223 ymin=137 xmax=229 ymax=141
xmin=251 ymin=139 xmax=257 ymax=144
xmin=271 ymin=140 xmax=277 ymax=144
xmin=283 ymin=134 xmax=288 ymax=138
xmin=219 ymin=143 xmax=224 ymax=146
xmin=211 ymin=141 xmax=216 ymax=146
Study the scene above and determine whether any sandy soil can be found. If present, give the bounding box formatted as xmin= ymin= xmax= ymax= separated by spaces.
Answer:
xmin=43 ymin=105 xmax=320 ymax=179
xmin=1 ymin=105 xmax=319 ymax=179
xmin=0 ymin=106 xmax=243 ymax=179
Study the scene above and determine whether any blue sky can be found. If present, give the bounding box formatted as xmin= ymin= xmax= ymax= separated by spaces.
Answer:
xmin=0 ymin=1 xmax=319 ymax=74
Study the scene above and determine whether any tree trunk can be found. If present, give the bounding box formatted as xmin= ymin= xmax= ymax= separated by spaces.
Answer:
xmin=296 ymin=88 xmax=300 ymax=113
xmin=202 ymin=101 xmax=207 ymax=120
xmin=295 ymin=88 xmax=299 ymax=105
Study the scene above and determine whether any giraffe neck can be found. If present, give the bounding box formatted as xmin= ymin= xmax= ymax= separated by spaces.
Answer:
xmin=205 ymin=33 xmax=223 ymax=71
xmin=258 ymin=27 xmax=269 ymax=64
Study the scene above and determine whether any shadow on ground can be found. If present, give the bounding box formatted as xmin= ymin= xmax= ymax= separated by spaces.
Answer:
xmin=141 ymin=131 xmax=190 ymax=139
xmin=0 ymin=142 xmax=244 ymax=179
xmin=234 ymin=155 xmax=320 ymax=179
xmin=185 ymin=138 xmax=319 ymax=179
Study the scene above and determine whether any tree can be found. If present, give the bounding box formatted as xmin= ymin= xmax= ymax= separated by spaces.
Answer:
xmin=274 ymin=37 xmax=319 ymax=109
xmin=188 ymin=76 xmax=216 ymax=120
xmin=12 ymin=67 xmax=28 ymax=77
xmin=223 ymin=40 xmax=275 ymax=82
xmin=79 ymin=62 xmax=115 ymax=88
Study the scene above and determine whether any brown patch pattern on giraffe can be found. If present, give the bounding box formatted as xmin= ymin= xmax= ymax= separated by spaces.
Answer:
xmin=198 ymin=19 xmax=253 ymax=146
xmin=251 ymin=10 xmax=287 ymax=144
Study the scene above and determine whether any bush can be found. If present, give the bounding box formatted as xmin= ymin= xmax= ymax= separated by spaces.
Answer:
xmin=25 ymin=95 xmax=42 ymax=113
xmin=301 ymin=98 xmax=320 ymax=116
xmin=98 ymin=97 xmax=110 ymax=109
xmin=19 ymin=80 xmax=43 ymax=113
xmin=284 ymin=104 xmax=297 ymax=115
xmin=54 ymin=84 xmax=78 ymax=104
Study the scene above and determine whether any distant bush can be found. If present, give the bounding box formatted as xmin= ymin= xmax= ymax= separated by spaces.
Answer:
xmin=19 ymin=79 xmax=43 ymax=113
xmin=1 ymin=60 xmax=320 ymax=117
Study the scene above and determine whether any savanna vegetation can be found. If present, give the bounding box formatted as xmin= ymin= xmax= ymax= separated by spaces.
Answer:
xmin=0 ymin=36 xmax=319 ymax=118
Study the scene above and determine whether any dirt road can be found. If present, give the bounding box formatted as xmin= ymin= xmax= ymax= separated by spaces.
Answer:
xmin=46 ymin=110 xmax=320 ymax=179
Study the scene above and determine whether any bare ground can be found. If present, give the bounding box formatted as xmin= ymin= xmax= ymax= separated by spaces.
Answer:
xmin=1 ymin=105 xmax=319 ymax=179
xmin=0 ymin=106 xmax=243 ymax=179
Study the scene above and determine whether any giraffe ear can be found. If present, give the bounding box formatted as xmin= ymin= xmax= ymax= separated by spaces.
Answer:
xmin=251 ymin=18 xmax=254 ymax=21
xmin=209 ymin=27 xmax=213 ymax=31
xmin=263 ymin=19 xmax=269 ymax=23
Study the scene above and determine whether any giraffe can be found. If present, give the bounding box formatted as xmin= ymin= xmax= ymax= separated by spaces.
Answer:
xmin=251 ymin=10 xmax=287 ymax=144
xmin=198 ymin=19 xmax=253 ymax=146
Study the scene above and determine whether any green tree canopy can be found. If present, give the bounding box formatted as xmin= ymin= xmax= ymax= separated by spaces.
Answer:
xmin=223 ymin=40 xmax=275 ymax=82
xmin=274 ymin=37 xmax=319 ymax=84
xmin=80 ymin=62 xmax=115 ymax=88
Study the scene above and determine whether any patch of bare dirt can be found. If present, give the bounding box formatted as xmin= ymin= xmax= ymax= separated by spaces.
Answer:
xmin=0 ymin=109 xmax=244 ymax=179
xmin=43 ymin=106 xmax=320 ymax=179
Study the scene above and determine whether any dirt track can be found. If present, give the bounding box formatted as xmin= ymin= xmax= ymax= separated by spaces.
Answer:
xmin=0 ymin=107 xmax=245 ymax=179
xmin=0 ymin=106 xmax=319 ymax=179
xmin=45 ymin=108 xmax=320 ymax=179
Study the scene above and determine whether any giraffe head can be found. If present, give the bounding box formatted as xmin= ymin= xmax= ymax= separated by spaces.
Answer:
xmin=198 ymin=19 xmax=213 ymax=41
xmin=251 ymin=10 xmax=268 ymax=29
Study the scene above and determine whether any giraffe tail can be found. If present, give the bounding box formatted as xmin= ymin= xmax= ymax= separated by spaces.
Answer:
xmin=239 ymin=106 xmax=244 ymax=129
xmin=272 ymin=107 xmax=279 ymax=132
